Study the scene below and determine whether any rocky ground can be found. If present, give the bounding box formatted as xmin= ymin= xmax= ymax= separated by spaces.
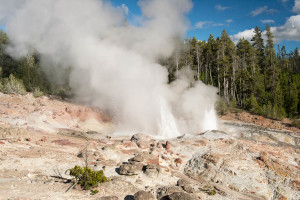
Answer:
xmin=0 ymin=93 xmax=299 ymax=200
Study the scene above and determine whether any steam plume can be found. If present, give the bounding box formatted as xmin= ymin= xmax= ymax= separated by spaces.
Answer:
xmin=1 ymin=0 xmax=217 ymax=137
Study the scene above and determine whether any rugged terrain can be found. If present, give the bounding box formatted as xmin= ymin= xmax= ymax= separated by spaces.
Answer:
xmin=0 ymin=93 xmax=299 ymax=200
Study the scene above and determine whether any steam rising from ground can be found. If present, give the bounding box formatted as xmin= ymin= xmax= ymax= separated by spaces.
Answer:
xmin=1 ymin=0 xmax=218 ymax=137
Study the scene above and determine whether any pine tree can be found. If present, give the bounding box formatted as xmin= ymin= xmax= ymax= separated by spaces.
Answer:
xmin=251 ymin=26 xmax=265 ymax=70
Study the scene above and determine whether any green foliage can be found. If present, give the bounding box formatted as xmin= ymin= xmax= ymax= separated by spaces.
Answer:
xmin=90 ymin=189 xmax=99 ymax=195
xmin=2 ymin=74 xmax=26 ymax=95
xmin=200 ymin=186 xmax=217 ymax=196
xmin=33 ymin=87 xmax=44 ymax=98
xmin=69 ymin=165 xmax=109 ymax=190
xmin=215 ymin=98 xmax=228 ymax=115
xmin=247 ymin=94 xmax=261 ymax=115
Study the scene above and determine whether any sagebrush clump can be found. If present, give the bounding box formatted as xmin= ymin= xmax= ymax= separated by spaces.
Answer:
xmin=69 ymin=165 xmax=109 ymax=190
xmin=33 ymin=87 xmax=44 ymax=97
xmin=2 ymin=74 xmax=26 ymax=95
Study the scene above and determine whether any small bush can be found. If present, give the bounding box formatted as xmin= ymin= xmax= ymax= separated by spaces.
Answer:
xmin=69 ymin=165 xmax=109 ymax=190
xmin=33 ymin=87 xmax=44 ymax=97
xmin=215 ymin=98 xmax=228 ymax=115
xmin=200 ymin=185 xmax=217 ymax=196
xmin=2 ymin=74 xmax=26 ymax=95
xmin=90 ymin=189 xmax=99 ymax=195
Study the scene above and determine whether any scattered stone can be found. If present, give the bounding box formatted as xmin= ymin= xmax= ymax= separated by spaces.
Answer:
xmin=119 ymin=164 xmax=139 ymax=176
xmin=133 ymin=190 xmax=155 ymax=200
xmin=0 ymin=140 xmax=4 ymax=144
xmin=25 ymin=138 xmax=31 ymax=141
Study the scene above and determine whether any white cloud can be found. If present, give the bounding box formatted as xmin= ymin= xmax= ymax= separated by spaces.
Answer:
xmin=226 ymin=19 xmax=233 ymax=23
xmin=272 ymin=14 xmax=300 ymax=42
xmin=195 ymin=21 xmax=212 ymax=29
xmin=212 ymin=23 xmax=224 ymax=27
xmin=261 ymin=19 xmax=275 ymax=24
xmin=195 ymin=21 xmax=224 ymax=29
xmin=231 ymin=28 xmax=255 ymax=43
xmin=231 ymin=14 xmax=300 ymax=44
xmin=251 ymin=6 xmax=277 ymax=17
xmin=293 ymin=0 xmax=300 ymax=14
xmin=215 ymin=4 xmax=230 ymax=11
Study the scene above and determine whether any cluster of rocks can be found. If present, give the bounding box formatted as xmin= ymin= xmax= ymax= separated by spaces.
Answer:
xmin=119 ymin=134 xmax=161 ymax=177
xmin=0 ymin=93 xmax=299 ymax=200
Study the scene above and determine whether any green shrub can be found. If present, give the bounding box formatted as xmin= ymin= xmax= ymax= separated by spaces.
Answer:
xmin=33 ymin=87 xmax=44 ymax=97
xmin=200 ymin=185 xmax=217 ymax=196
xmin=90 ymin=189 xmax=99 ymax=195
xmin=69 ymin=165 xmax=109 ymax=190
xmin=2 ymin=74 xmax=26 ymax=95
xmin=247 ymin=94 xmax=262 ymax=115
xmin=215 ymin=98 xmax=228 ymax=115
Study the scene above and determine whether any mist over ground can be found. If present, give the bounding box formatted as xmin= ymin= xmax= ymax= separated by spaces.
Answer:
xmin=0 ymin=0 xmax=217 ymax=137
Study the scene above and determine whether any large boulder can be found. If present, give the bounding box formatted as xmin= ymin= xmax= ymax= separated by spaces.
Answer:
xmin=119 ymin=164 xmax=139 ymax=176
xmin=131 ymin=133 xmax=155 ymax=149
xmin=133 ymin=190 xmax=155 ymax=200
xmin=143 ymin=164 xmax=160 ymax=177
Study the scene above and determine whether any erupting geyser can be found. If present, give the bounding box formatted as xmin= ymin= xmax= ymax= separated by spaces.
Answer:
xmin=1 ymin=0 xmax=218 ymax=138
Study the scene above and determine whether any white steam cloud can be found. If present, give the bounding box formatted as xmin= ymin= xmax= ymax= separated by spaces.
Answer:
xmin=1 ymin=0 xmax=218 ymax=137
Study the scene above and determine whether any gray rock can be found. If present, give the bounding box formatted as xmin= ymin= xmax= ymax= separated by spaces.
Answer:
xmin=157 ymin=186 xmax=183 ymax=200
xmin=129 ymin=154 xmax=144 ymax=164
xmin=134 ymin=190 xmax=155 ymax=200
xmin=144 ymin=164 xmax=160 ymax=177
xmin=130 ymin=133 xmax=155 ymax=149
xmin=119 ymin=164 xmax=139 ymax=176
xmin=176 ymin=179 xmax=190 ymax=187
xmin=184 ymin=152 xmax=223 ymax=182
xmin=131 ymin=133 xmax=151 ymax=142
xmin=177 ymin=179 xmax=193 ymax=193
xmin=166 ymin=192 xmax=196 ymax=200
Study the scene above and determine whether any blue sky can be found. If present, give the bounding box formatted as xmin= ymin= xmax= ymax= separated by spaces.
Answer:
xmin=112 ymin=0 xmax=300 ymax=52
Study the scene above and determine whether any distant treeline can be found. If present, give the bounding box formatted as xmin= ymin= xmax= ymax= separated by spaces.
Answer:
xmin=160 ymin=25 xmax=300 ymax=120
xmin=0 ymin=30 xmax=72 ymax=98
xmin=0 ymin=24 xmax=299 ymax=120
